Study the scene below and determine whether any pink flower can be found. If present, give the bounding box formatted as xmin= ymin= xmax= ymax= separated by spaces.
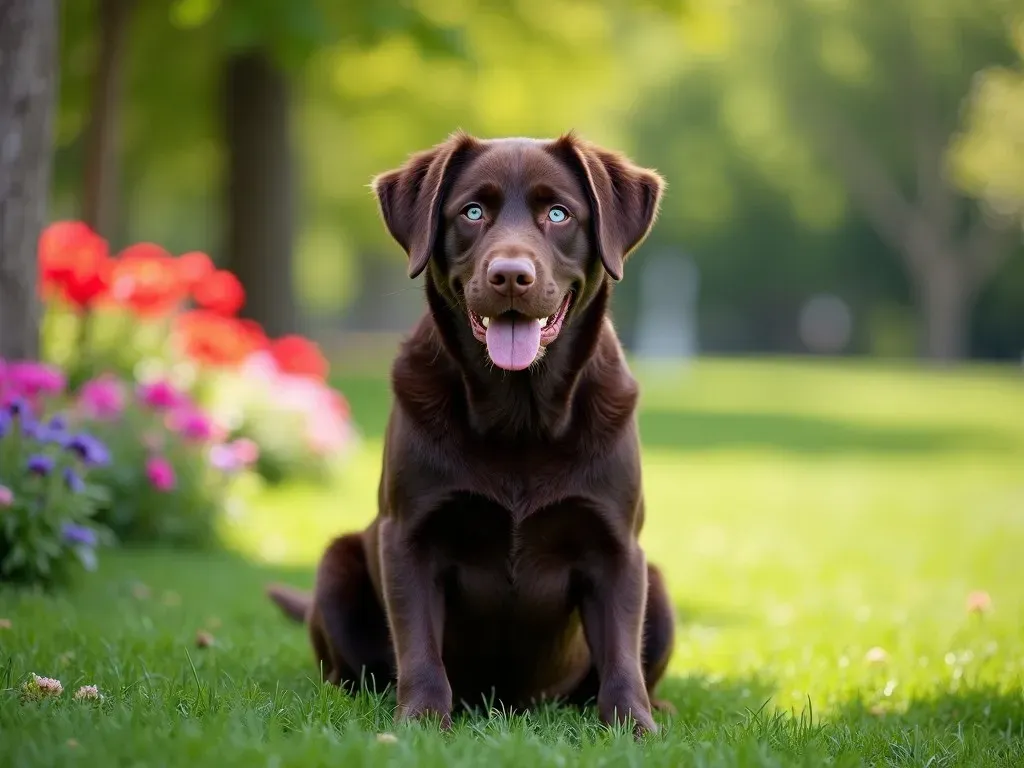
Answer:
xmin=209 ymin=443 xmax=239 ymax=473
xmin=137 ymin=379 xmax=185 ymax=411
xmin=22 ymin=673 xmax=63 ymax=699
xmin=145 ymin=456 xmax=176 ymax=492
xmin=966 ymin=590 xmax=993 ymax=614
xmin=209 ymin=438 xmax=260 ymax=473
xmin=74 ymin=684 xmax=102 ymax=701
xmin=4 ymin=361 xmax=66 ymax=400
xmin=231 ymin=438 xmax=259 ymax=466
xmin=0 ymin=485 xmax=12 ymax=507
xmin=78 ymin=375 xmax=126 ymax=421
xmin=166 ymin=406 xmax=216 ymax=443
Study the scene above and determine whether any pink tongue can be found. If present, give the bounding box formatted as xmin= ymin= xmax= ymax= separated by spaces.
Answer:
xmin=485 ymin=315 xmax=542 ymax=371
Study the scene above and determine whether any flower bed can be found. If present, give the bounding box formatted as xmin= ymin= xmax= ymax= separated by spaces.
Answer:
xmin=0 ymin=222 xmax=358 ymax=587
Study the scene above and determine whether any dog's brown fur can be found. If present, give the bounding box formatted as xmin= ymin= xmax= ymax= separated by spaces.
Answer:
xmin=267 ymin=132 xmax=674 ymax=735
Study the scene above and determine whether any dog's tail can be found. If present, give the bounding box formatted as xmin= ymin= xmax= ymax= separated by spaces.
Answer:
xmin=266 ymin=583 xmax=312 ymax=623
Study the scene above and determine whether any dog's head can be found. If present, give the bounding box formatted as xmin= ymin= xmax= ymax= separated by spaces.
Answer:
xmin=372 ymin=132 xmax=663 ymax=372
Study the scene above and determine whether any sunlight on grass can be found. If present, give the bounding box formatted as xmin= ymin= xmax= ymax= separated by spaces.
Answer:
xmin=224 ymin=358 xmax=1024 ymax=721
xmin=4 ymin=358 xmax=1023 ymax=766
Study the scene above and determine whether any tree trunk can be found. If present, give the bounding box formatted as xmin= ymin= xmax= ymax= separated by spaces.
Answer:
xmin=223 ymin=48 xmax=297 ymax=337
xmin=913 ymin=257 xmax=971 ymax=363
xmin=81 ymin=0 xmax=133 ymax=240
xmin=0 ymin=0 xmax=57 ymax=361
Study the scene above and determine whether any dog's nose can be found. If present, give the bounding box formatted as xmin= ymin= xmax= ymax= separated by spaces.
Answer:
xmin=487 ymin=257 xmax=536 ymax=298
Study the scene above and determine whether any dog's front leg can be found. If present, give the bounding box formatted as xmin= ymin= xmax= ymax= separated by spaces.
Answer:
xmin=580 ymin=544 xmax=657 ymax=736
xmin=379 ymin=519 xmax=452 ymax=729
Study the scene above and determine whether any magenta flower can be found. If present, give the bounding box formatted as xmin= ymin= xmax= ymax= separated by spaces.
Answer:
xmin=166 ymin=406 xmax=216 ymax=443
xmin=146 ymin=456 xmax=176 ymax=492
xmin=78 ymin=375 xmax=126 ymax=421
xmin=0 ymin=485 xmax=13 ymax=507
xmin=5 ymin=361 xmax=66 ymax=399
xmin=137 ymin=380 xmax=185 ymax=411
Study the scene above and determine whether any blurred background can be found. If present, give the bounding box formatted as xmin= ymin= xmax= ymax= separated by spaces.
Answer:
xmin=49 ymin=0 xmax=1024 ymax=366
xmin=3 ymin=3 xmax=1024 ymax=745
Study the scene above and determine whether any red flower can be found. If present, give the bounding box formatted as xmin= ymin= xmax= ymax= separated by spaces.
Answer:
xmin=193 ymin=269 xmax=245 ymax=316
xmin=61 ymin=254 xmax=114 ymax=308
xmin=109 ymin=243 xmax=187 ymax=318
xmin=175 ymin=310 xmax=266 ymax=368
xmin=270 ymin=335 xmax=329 ymax=381
xmin=38 ymin=221 xmax=112 ymax=308
xmin=177 ymin=251 xmax=215 ymax=290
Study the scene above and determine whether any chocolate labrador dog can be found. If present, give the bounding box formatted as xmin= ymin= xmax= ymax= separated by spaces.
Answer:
xmin=267 ymin=132 xmax=674 ymax=735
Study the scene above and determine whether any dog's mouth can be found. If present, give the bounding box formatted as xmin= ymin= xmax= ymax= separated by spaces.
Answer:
xmin=468 ymin=292 xmax=573 ymax=371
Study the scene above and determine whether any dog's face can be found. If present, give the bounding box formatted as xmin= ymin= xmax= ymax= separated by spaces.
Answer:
xmin=373 ymin=133 xmax=663 ymax=371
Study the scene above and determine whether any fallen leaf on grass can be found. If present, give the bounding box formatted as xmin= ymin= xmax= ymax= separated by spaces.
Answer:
xmin=0 ymin=618 xmax=11 ymax=630
xmin=376 ymin=733 xmax=399 ymax=744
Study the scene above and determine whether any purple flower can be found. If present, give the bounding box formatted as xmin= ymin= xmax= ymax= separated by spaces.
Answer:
xmin=0 ymin=485 xmax=13 ymax=507
xmin=6 ymin=396 xmax=30 ymax=418
xmin=0 ymin=411 xmax=10 ymax=438
xmin=62 ymin=523 xmax=97 ymax=547
xmin=27 ymin=454 xmax=55 ymax=476
xmin=19 ymin=418 xmax=48 ymax=442
xmin=63 ymin=467 xmax=85 ymax=494
xmin=65 ymin=434 xmax=110 ymax=467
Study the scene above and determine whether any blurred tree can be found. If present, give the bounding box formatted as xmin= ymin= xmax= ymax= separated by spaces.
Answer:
xmin=711 ymin=0 xmax=1022 ymax=361
xmin=0 ymin=0 xmax=57 ymax=360
xmin=950 ymin=16 xmax=1024 ymax=229
xmin=81 ymin=0 xmax=133 ymax=239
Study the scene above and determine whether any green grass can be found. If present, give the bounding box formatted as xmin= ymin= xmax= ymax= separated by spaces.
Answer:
xmin=3 ymin=357 xmax=1024 ymax=766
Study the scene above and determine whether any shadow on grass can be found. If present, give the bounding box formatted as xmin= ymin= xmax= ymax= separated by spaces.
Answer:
xmin=638 ymin=409 xmax=1014 ymax=455
xmin=334 ymin=374 xmax=1015 ymax=457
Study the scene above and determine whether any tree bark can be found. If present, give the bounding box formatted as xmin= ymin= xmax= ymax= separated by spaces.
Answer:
xmin=223 ymin=48 xmax=298 ymax=337
xmin=81 ymin=0 xmax=133 ymax=240
xmin=0 ymin=0 xmax=57 ymax=361
xmin=911 ymin=257 xmax=970 ymax=362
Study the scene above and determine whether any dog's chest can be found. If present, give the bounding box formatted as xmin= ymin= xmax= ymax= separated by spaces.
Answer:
xmin=423 ymin=493 xmax=615 ymax=614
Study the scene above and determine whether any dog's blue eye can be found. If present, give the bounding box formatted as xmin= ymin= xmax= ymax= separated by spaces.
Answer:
xmin=463 ymin=204 xmax=484 ymax=221
xmin=547 ymin=206 xmax=569 ymax=223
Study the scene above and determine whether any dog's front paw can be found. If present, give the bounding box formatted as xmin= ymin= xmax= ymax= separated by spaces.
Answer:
xmin=396 ymin=673 xmax=453 ymax=730
xmin=598 ymin=685 xmax=657 ymax=738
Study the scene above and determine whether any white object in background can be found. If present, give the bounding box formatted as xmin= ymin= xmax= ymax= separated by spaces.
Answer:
xmin=635 ymin=249 xmax=700 ymax=366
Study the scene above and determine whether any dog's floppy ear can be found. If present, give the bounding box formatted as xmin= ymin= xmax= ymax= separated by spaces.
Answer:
xmin=555 ymin=134 xmax=664 ymax=281
xmin=371 ymin=131 xmax=479 ymax=279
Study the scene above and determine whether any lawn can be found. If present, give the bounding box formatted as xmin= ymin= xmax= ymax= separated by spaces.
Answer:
xmin=2 ymin=358 xmax=1023 ymax=767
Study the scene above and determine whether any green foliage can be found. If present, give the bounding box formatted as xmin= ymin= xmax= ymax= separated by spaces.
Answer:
xmin=950 ymin=16 xmax=1024 ymax=224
